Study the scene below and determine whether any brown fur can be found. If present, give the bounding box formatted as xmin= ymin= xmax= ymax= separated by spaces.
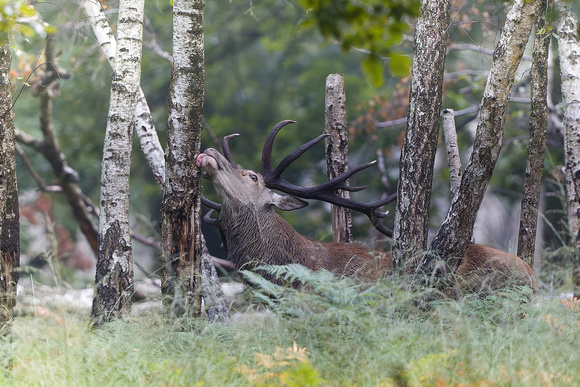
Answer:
xmin=197 ymin=148 xmax=537 ymax=294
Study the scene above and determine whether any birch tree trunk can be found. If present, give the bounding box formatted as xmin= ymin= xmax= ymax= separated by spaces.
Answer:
xmin=160 ymin=0 xmax=205 ymax=317
xmin=91 ymin=0 xmax=144 ymax=325
xmin=442 ymin=109 xmax=462 ymax=199
xmin=517 ymin=1 xmax=550 ymax=265
xmin=392 ymin=0 xmax=451 ymax=272
xmin=84 ymin=0 xmax=166 ymax=186
xmin=324 ymin=74 xmax=353 ymax=243
xmin=86 ymin=0 xmax=228 ymax=319
xmin=0 ymin=40 xmax=20 ymax=328
xmin=555 ymin=0 xmax=580 ymax=297
xmin=422 ymin=0 xmax=542 ymax=279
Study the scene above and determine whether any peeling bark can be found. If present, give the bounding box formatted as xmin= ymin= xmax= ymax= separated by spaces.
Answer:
xmin=160 ymin=0 xmax=205 ymax=317
xmin=392 ymin=0 xmax=451 ymax=272
xmin=517 ymin=1 xmax=550 ymax=265
xmin=556 ymin=0 xmax=580 ymax=297
xmin=425 ymin=0 xmax=542 ymax=278
xmin=0 ymin=40 xmax=20 ymax=327
xmin=92 ymin=0 xmax=144 ymax=325
xmin=324 ymin=74 xmax=353 ymax=243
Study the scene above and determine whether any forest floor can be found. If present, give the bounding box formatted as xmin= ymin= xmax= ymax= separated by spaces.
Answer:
xmin=4 ymin=273 xmax=580 ymax=386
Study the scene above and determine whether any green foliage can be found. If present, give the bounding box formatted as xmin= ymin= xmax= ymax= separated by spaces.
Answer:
xmin=298 ymin=0 xmax=420 ymax=85
xmin=0 ymin=0 xmax=55 ymax=42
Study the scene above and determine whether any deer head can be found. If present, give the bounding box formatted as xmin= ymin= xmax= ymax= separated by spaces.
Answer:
xmin=196 ymin=121 xmax=393 ymax=280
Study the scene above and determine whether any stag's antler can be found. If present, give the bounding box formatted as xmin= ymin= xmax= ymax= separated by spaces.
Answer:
xmin=260 ymin=120 xmax=397 ymax=237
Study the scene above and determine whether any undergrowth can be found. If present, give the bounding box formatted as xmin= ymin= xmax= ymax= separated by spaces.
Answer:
xmin=1 ymin=264 xmax=579 ymax=386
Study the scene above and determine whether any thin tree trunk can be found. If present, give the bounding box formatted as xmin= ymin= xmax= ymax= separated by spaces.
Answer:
xmin=324 ymin=73 xmax=352 ymax=243
xmin=83 ymin=0 xmax=166 ymax=186
xmin=555 ymin=0 xmax=580 ymax=297
xmin=442 ymin=108 xmax=462 ymax=199
xmin=0 ymin=40 xmax=20 ymax=329
xmin=517 ymin=0 xmax=550 ymax=265
xmin=425 ymin=0 xmax=541 ymax=277
xmin=92 ymin=0 xmax=145 ymax=325
xmin=392 ymin=0 xmax=451 ymax=272
xmin=160 ymin=0 xmax=205 ymax=317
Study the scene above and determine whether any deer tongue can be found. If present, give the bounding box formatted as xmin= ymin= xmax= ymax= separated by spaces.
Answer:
xmin=195 ymin=153 xmax=206 ymax=168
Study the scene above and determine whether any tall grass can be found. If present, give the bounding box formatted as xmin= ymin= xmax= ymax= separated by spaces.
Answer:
xmin=2 ymin=265 xmax=579 ymax=386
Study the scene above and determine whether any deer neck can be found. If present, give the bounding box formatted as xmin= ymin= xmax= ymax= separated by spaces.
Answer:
xmin=218 ymin=204 xmax=313 ymax=270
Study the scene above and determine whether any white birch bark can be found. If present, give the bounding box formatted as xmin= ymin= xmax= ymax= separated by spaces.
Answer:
xmin=555 ymin=0 xmax=580 ymax=296
xmin=427 ymin=0 xmax=542 ymax=272
xmin=556 ymin=0 xmax=580 ymax=247
xmin=91 ymin=0 xmax=144 ymax=325
xmin=86 ymin=0 xmax=226 ymax=319
xmin=83 ymin=0 xmax=166 ymax=186
xmin=442 ymin=108 xmax=462 ymax=199
xmin=160 ymin=0 xmax=205 ymax=317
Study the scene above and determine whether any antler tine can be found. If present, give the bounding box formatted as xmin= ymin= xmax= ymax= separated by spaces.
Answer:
xmin=312 ymin=160 xmax=376 ymax=193
xmin=201 ymin=193 xmax=221 ymax=211
xmin=222 ymin=133 xmax=240 ymax=165
xmin=271 ymin=133 xmax=329 ymax=178
xmin=203 ymin=209 xmax=219 ymax=227
xmin=259 ymin=120 xmax=397 ymax=237
xmin=261 ymin=120 xmax=297 ymax=173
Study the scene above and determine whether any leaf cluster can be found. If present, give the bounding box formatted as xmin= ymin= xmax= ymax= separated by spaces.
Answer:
xmin=298 ymin=0 xmax=420 ymax=85
xmin=0 ymin=0 xmax=55 ymax=42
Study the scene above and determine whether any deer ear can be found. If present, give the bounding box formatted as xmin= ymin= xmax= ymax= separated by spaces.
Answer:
xmin=271 ymin=192 xmax=308 ymax=211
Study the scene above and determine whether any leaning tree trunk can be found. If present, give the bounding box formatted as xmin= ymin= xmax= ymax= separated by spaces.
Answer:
xmin=0 ymin=40 xmax=20 ymax=329
xmin=324 ymin=74 xmax=353 ymax=243
xmin=392 ymin=0 xmax=451 ymax=272
xmin=160 ymin=0 xmax=205 ymax=317
xmin=422 ymin=0 xmax=542 ymax=279
xmin=517 ymin=0 xmax=550 ymax=265
xmin=84 ymin=0 xmax=166 ymax=186
xmin=91 ymin=0 xmax=145 ymax=326
xmin=555 ymin=0 xmax=580 ymax=297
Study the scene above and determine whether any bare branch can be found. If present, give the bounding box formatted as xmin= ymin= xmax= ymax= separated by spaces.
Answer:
xmin=447 ymin=43 xmax=533 ymax=61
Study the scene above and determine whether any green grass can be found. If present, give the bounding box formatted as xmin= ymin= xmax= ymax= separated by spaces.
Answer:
xmin=2 ymin=266 xmax=579 ymax=386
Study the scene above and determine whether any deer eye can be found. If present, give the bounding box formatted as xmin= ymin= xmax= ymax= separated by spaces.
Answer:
xmin=249 ymin=174 xmax=258 ymax=182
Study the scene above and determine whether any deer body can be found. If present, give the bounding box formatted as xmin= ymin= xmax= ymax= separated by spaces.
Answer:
xmin=197 ymin=122 xmax=537 ymax=293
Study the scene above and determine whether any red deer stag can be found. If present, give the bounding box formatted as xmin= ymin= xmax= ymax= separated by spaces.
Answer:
xmin=196 ymin=121 xmax=537 ymax=294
